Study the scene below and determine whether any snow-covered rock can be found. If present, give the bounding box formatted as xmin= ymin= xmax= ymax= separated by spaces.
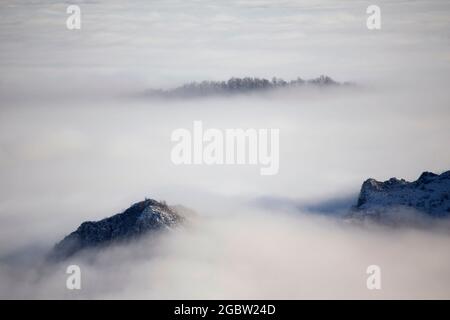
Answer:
xmin=354 ymin=171 xmax=450 ymax=219
xmin=50 ymin=198 xmax=184 ymax=260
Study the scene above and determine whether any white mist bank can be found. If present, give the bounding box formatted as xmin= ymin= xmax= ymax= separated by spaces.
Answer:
xmin=0 ymin=82 xmax=449 ymax=252
xmin=0 ymin=80 xmax=449 ymax=300
xmin=1 ymin=209 xmax=450 ymax=299
xmin=0 ymin=0 xmax=449 ymax=300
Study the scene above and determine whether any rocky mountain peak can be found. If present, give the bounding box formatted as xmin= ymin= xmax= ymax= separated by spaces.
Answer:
xmin=355 ymin=170 xmax=450 ymax=218
xmin=50 ymin=198 xmax=184 ymax=261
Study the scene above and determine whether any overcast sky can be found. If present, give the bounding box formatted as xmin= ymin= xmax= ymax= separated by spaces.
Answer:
xmin=0 ymin=0 xmax=449 ymax=97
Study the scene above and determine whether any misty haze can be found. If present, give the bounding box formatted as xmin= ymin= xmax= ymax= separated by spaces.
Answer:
xmin=0 ymin=0 xmax=450 ymax=300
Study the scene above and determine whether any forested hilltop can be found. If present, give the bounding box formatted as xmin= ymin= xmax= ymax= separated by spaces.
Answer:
xmin=143 ymin=75 xmax=351 ymax=98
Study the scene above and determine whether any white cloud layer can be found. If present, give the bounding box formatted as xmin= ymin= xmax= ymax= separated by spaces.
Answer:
xmin=0 ymin=0 xmax=449 ymax=299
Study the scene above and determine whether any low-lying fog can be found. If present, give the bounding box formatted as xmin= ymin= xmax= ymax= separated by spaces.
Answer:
xmin=3 ymin=211 xmax=450 ymax=299
xmin=1 ymin=0 xmax=450 ymax=299
xmin=0 ymin=82 xmax=449 ymax=299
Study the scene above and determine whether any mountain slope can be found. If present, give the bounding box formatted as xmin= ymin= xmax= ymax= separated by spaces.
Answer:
xmin=50 ymin=198 xmax=184 ymax=260
xmin=353 ymin=171 xmax=450 ymax=219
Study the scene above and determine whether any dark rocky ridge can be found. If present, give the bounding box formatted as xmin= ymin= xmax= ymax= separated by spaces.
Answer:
xmin=50 ymin=198 xmax=184 ymax=261
xmin=353 ymin=170 xmax=450 ymax=219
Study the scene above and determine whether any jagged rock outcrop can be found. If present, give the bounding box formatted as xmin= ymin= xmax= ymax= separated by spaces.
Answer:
xmin=50 ymin=198 xmax=184 ymax=260
xmin=353 ymin=171 xmax=450 ymax=220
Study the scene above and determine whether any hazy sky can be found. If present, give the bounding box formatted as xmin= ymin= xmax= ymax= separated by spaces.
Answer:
xmin=0 ymin=0 xmax=449 ymax=96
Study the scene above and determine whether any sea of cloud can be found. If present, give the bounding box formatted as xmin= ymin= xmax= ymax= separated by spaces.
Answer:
xmin=0 ymin=0 xmax=450 ymax=299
